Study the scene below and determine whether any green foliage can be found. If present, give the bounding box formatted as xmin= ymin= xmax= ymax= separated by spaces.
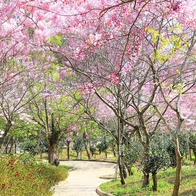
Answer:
xmin=166 ymin=135 xmax=187 ymax=167
xmin=0 ymin=154 xmax=68 ymax=196
xmin=10 ymin=59 xmax=17 ymax=68
xmin=72 ymin=136 xmax=85 ymax=154
xmin=21 ymin=138 xmax=39 ymax=155
xmin=96 ymin=136 xmax=109 ymax=153
xmin=21 ymin=137 xmax=48 ymax=155
xmin=124 ymin=141 xmax=141 ymax=169
xmin=80 ymin=121 xmax=102 ymax=139
xmin=189 ymin=133 xmax=196 ymax=151
xmin=26 ymin=81 xmax=85 ymax=154
xmin=146 ymin=26 xmax=189 ymax=64
xmin=48 ymin=34 xmax=64 ymax=46
xmin=145 ymin=134 xmax=171 ymax=174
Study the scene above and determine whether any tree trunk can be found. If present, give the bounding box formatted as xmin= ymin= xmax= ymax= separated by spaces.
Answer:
xmin=142 ymin=172 xmax=150 ymax=187
xmin=8 ymin=137 xmax=15 ymax=154
xmin=83 ymin=131 xmax=91 ymax=160
xmin=48 ymin=144 xmax=58 ymax=164
xmin=189 ymin=149 xmax=192 ymax=161
xmin=172 ymin=138 xmax=183 ymax=196
xmin=123 ymin=165 xmax=127 ymax=179
xmin=0 ymin=120 xmax=12 ymax=151
xmin=112 ymin=143 xmax=116 ymax=157
xmin=117 ymin=115 xmax=126 ymax=185
xmin=142 ymin=147 xmax=150 ymax=187
xmin=125 ymin=162 xmax=133 ymax=176
xmin=67 ymin=141 xmax=70 ymax=160
xmin=152 ymin=173 xmax=158 ymax=191
xmin=5 ymin=141 xmax=9 ymax=154
xmin=119 ymin=161 xmax=126 ymax=184
xmin=118 ymin=143 xmax=126 ymax=184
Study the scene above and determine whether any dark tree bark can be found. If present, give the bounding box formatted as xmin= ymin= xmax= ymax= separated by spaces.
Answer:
xmin=48 ymin=143 xmax=58 ymax=163
xmin=118 ymin=159 xmax=126 ymax=185
xmin=67 ymin=141 xmax=70 ymax=160
xmin=172 ymin=137 xmax=183 ymax=196
xmin=83 ymin=131 xmax=91 ymax=159
xmin=8 ymin=137 xmax=15 ymax=154
xmin=48 ymin=113 xmax=60 ymax=164
xmin=142 ymin=172 xmax=150 ymax=188
xmin=0 ymin=120 xmax=12 ymax=151
xmin=124 ymin=162 xmax=133 ymax=176
xmin=152 ymin=173 xmax=158 ymax=191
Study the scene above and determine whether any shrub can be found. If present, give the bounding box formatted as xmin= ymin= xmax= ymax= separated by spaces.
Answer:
xmin=0 ymin=154 xmax=68 ymax=196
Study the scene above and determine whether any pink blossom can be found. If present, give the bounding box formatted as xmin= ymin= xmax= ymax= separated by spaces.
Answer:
xmin=67 ymin=136 xmax=72 ymax=142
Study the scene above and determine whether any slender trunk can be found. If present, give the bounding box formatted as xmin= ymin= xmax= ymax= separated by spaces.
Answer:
xmin=83 ymin=131 xmax=91 ymax=160
xmin=118 ymin=142 xmax=126 ymax=184
xmin=172 ymin=138 xmax=183 ymax=196
xmin=15 ymin=139 xmax=17 ymax=154
xmin=118 ymin=159 xmax=126 ymax=184
xmin=123 ymin=165 xmax=127 ymax=179
xmin=189 ymin=149 xmax=192 ymax=161
xmin=142 ymin=145 xmax=150 ymax=187
xmin=5 ymin=141 xmax=8 ymax=154
xmin=124 ymin=162 xmax=133 ymax=176
xmin=136 ymin=114 xmax=150 ymax=188
xmin=8 ymin=137 xmax=15 ymax=154
xmin=48 ymin=144 xmax=57 ymax=163
xmin=67 ymin=141 xmax=70 ymax=160
xmin=117 ymin=117 xmax=126 ymax=185
xmin=112 ymin=144 xmax=116 ymax=157
xmin=152 ymin=173 xmax=158 ymax=191
xmin=84 ymin=142 xmax=90 ymax=159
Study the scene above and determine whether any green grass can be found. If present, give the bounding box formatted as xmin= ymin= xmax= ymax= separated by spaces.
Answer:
xmin=0 ymin=154 xmax=69 ymax=196
xmin=100 ymin=164 xmax=196 ymax=196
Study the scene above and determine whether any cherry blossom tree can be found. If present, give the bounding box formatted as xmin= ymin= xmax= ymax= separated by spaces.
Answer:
xmin=26 ymin=72 xmax=84 ymax=163
xmin=45 ymin=0 xmax=196 ymax=193
xmin=0 ymin=68 xmax=39 ymax=150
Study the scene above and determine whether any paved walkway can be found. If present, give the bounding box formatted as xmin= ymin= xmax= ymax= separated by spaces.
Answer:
xmin=52 ymin=160 xmax=116 ymax=196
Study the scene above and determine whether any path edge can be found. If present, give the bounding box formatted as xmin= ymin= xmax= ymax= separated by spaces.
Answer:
xmin=96 ymin=186 xmax=114 ymax=196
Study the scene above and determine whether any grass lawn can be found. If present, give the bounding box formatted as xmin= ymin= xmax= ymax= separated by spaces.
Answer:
xmin=100 ymin=163 xmax=196 ymax=196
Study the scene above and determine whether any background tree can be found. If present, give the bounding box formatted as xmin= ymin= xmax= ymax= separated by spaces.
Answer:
xmin=72 ymin=136 xmax=85 ymax=159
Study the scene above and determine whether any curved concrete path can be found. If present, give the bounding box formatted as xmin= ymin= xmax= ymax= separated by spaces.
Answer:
xmin=53 ymin=160 xmax=116 ymax=196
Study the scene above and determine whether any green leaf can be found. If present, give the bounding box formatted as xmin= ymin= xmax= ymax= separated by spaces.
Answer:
xmin=49 ymin=34 xmax=64 ymax=46
xmin=53 ymin=72 xmax=60 ymax=82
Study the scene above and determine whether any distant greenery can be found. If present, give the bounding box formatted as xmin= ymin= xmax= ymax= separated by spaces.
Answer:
xmin=72 ymin=136 xmax=85 ymax=158
xmin=100 ymin=163 xmax=196 ymax=196
xmin=0 ymin=154 xmax=68 ymax=196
